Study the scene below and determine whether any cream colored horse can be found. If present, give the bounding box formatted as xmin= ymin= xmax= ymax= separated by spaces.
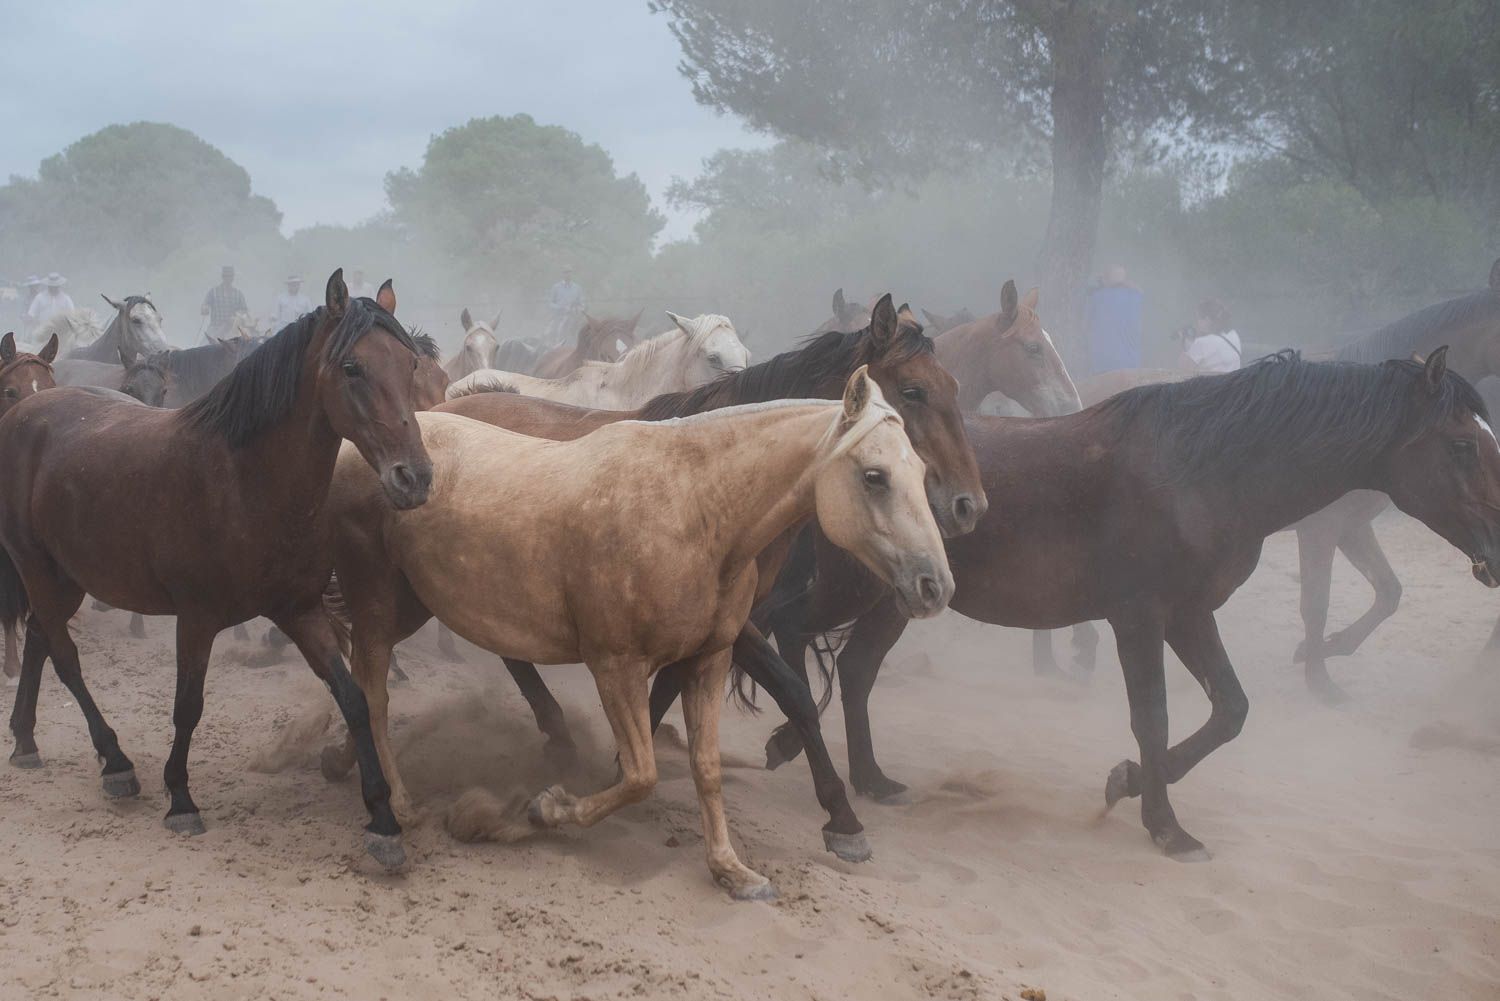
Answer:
xmin=443 ymin=308 xmax=500 ymax=381
xmin=446 ymin=311 xmax=749 ymax=409
xmin=325 ymin=367 xmax=951 ymax=898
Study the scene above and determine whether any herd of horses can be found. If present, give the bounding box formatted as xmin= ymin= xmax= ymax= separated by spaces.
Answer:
xmin=0 ymin=261 xmax=1497 ymax=897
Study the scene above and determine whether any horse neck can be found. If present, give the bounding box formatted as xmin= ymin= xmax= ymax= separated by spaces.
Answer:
xmin=665 ymin=404 xmax=835 ymax=570
xmin=934 ymin=325 xmax=993 ymax=406
xmin=232 ymin=335 xmax=342 ymax=517
xmin=602 ymin=332 xmax=688 ymax=405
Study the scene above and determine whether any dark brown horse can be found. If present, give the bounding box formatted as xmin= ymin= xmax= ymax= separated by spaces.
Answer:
xmin=0 ymin=332 xmax=58 ymax=680
xmin=1292 ymin=260 xmax=1500 ymax=700
xmin=322 ymin=294 xmax=985 ymax=862
xmin=531 ymin=310 xmax=642 ymax=379
xmin=812 ymin=288 xmax=875 ymax=334
xmin=0 ymin=271 xmax=431 ymax=865
xmin=756 ymin=350 xmax=1500 ymax=859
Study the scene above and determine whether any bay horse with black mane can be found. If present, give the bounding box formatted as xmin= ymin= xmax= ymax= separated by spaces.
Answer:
xmin=752 ymin=350 xmax=1500 ymax=859
xmin=532 ymin=311 xmax=642 ymax=379
xmin=0 ymin=270 xmax=431 ymax=866
xmin=0 ymin=331 xmax=58 ymax=680
xmin=321 ymin=294 xmax=985 ymax=862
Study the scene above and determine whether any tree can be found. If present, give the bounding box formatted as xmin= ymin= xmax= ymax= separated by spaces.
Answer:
xmin=385 ymin=114 xmax=665 ymax=292
xmin=0 ymin=122 xmax=282 ymax=278
xmin=651 ymin=0 xmax=1251 ymax=353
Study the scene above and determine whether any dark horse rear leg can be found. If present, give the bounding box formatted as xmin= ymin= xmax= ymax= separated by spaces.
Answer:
xmin=504 ymin=656 xmax=577 ymax=762
xmin=1295 ymin=516 xmax=1401 ymax=704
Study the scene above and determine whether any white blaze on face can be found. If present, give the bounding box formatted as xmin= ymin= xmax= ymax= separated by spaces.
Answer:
xmin=1478 ymin=415 xmax=1499 ymax=454
xmin=1041 ymin=328 xmax=1055 ymax=348
xmin=30 ymin=379 xmax=38 ymax=394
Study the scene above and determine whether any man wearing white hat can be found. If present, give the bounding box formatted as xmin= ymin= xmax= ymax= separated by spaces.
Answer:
xmin=270 ymin=274 xmax=312 ymax=330
xmin=26 ymin=273 xmax=76 ymax=328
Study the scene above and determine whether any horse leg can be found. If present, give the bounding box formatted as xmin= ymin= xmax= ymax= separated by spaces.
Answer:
xmin=1321 ymin=519 xmax=1401 ymax=659
xmin=231 ymin=622 xmax=250 ymax=642
xmin=763 ymin=620 xmax=813 ymax=769
xmin=840 ymin=595 xmax=912 ymax=803
xmin=1105 ymin=609 xmax=1205 ymax=859
xmin=1293 ymin=523 xmax=1346 ymax=704
xmin=3 ymin=619 xmax=18 ymax=680
xmin=1032 ymin=630 xmax=1061 ymax=676
xmin=681 ymin=648 xmax=774 ymax=900
xmin=161 ymin=617 xmax=218 ymax=834
xmin=503 ymin=657 xmax=576 ymax=758
xmin=46 ymin=611 xmax=140 ymax=798
xmin=732 ymin=624 xmax=868 ymax=861
xmin=528 ymin=662 xmax=656 ymax=829
xmin=129 ymin=613 xmax=146 ymax=639
xmin=1162 ymin=609 xmax=1248 ymax=785
xmin=8 ymin=618 xmax=50 ymax=767
xmin=1071 ymin=621 xmax=1100 ymax=677
xmin=1485 ymin=612 xmax=1500 ymax=656
xmin=648 ymin=660 xmax=687 ymax=733
xmin=437 ymin=622 xmax=461 ymax=661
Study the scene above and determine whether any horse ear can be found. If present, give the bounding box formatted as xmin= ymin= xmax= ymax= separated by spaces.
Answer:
xmin=40 ymin=333 xmax=58 ymax=363
xmin=921 ymin=308 xmax=941 ymax=327
xmin=1490 ymin=257 xmax=1500 ymax=290
xmin=869 ymin=293 xmax=897 ymax=347
xmin=1410 ymin=351 xmax=1426 ymax=364
xmin=460 ymin=308 xmax=473 ymax=332
xmin=833 ymin=288 xmax=847 ymax=319
xmin=376 ymin=279 xmax=397 ymax=315
xmin=0 ymin=332 xmax=15 ymax=364
xmin=666 ymin=311 xmax=693 ymax=335
xmin=1020 ymin=286 xmax=1040 ymax=311
xmin=842 ymin=364 xmax=872 ymax=425
xmin=630 ymin=307 xmax=644 ymax=330
xmin=999 ymin=280 xmax=1019 ymax=327
xmin=101 ymin=293 xmax=124 ymax=312
xmin=1422 ymin=345 xmax=1450 ymax=394
xmin=325 ymin=269 xmax=349 ymax=317
xmin=490 ymin=311 xmax=503 ymax=332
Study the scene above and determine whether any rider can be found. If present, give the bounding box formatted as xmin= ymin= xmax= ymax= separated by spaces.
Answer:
xmin=270 ymin=274 xmax=312 ymax=330
xmin=545 ymin=266 xmax=585 ymax=345
xmin=27 ymin=273 xmax=76 ymax=329
xmin=200 ymin=265 xmax=249 ymax=341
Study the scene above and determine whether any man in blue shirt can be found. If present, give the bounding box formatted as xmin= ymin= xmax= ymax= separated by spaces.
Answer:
xmin=1084 ymin=264 xmax=1144 ymax=375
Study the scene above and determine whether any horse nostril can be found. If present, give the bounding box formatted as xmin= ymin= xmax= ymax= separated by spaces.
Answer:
xmin=918 ymin=574 xmax=943 ymax=608
xmin=954 ymin=494 xmax=977 ymax=523
xmin=391 ymin=463 xmax=418 ymax=492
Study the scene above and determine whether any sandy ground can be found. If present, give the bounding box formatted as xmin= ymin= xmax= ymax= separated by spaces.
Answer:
xmin=1 ymin=511 xmax=1498 ymax=1000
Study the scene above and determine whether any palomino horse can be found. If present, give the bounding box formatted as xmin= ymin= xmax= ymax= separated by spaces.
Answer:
xmin=0 ymin=271 xmax=431 ymax=865
xmin=447 ymin=312 xmax=750 ymax=409
xmin=442 ymin=308 xmax=501 ymax=382
xmin=532 ymin=311 xmax=643 ymax=379
xmin=324 ymin=368 xmax=951 ymax=898
xmin=374 ymin=293 xmax=985 ymax=862
xmin=0 ymin=332 xmax=58 ymax=680
xmin=756 ymin=351 xmax=1500 ymax=859
xmin=54 ymin=294 xmax=171 ymax=389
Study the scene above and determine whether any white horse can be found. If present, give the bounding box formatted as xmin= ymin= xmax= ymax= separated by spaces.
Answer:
xmin=447 ymin=312 xmax=750 ymax=409
xmin=53 ymin=294 xmax=171 ymax=387
xmin=443 ymin=308 xmax=501 ymax=381
xmin=27 ymin=308 xmax=104 ymax=357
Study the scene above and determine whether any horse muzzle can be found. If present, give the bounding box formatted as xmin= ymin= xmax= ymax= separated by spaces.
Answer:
xmin=380 ymin=460 xmax=433 ymax=511
xmin=1472 ymin=554 xmax=1500 ymax=588
xmin=891 ymin=558 xmax=954 ymax=620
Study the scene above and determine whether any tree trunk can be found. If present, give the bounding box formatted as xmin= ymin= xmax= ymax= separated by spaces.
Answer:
xmin=1036 ymin=6 xmax=1108 ymax=372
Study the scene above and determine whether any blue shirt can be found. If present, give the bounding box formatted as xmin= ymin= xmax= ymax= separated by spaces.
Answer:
xmin=1085 ymin=284 xmax=1144 ymax=374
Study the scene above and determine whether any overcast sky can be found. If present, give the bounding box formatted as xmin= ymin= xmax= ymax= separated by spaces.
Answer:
xmin=1 ymin=0 xmax=769 ymax=241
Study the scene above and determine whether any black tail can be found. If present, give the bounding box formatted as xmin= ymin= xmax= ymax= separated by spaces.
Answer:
xmin=321 ymin=572 xmax=352 ymax=659
xmin=0 ymin=546 xmax=28 ymax=634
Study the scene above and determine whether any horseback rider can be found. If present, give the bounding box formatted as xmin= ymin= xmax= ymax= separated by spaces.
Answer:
xmin=200 ymin=265 xmax=249 ymax=341
xmin=545 ymin=266 xmax=585 ymax=345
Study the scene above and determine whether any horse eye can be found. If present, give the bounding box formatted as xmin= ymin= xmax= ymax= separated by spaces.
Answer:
xmin=1451 ymin=438 xmax=1477 ymax=456
xmin=863 ymin=468 xmax=888 ymax=490
xmin=1025 ymin=341 xmax=1044 ymax=357
xmin=900 ymin=386 xmax=925 ymax=403
xmin=708 ymin=353 xmax=723 ymax=367
xmin=3 ymin=389 xmax=17 ymax=399
xmin=341 ymin=360 xmax=362 ymax=378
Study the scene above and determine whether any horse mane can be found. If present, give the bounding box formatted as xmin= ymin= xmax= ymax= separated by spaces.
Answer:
xmin=180 ymin=298 xmax=415 ymax=448
xmin=32 ymin=308 xmax=101 ymax=352
xmin=71 ymin=296 xmax=156 ymax=362
xmin=411 ymin=329 xmax=441 ymax=360
xmin=1091 ymin=350 xmax=1488 ymax=484
xmin=636 ymin=318 xmax=931 ymax=421
xmin=1337 ymin=288 xmax=1500 ymax=363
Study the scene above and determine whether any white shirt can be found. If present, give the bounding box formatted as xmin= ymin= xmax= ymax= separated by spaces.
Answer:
xmin=347 ymin=280 xmax=376 ymax=300
xmin=1186 ymin=328 xmax=1241 ymax=373
xmin=27 ymin=290 xmax=76 ymax=325
xmin=272 ymin=291 xmax=312 ymax=328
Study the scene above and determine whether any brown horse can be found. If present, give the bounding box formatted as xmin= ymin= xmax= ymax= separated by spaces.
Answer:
xmin=323 ymin=293 xmax=985 ymax=862
xmin=935 ymin=280 xmax=1080 ymax=417
xmin=757 ymin=350 xmax=1500 ymax=859
xmin=411 ymin=331 xmax=450 ymax=409
xmin=325 ymin=370 xmax=950 ymax=899
xmin=0 ymin=271 xmax=431 ymax=865
xmin=531 ymin=310 xmax=642 ymax=379
xmin=0 ymin=332 xmax=58 ymax=680
xmin=812 ymin=288 xmax=875 ymax=334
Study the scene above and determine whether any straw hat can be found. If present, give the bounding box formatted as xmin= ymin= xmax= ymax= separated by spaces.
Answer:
xmin=44 ymin=272 xmax=67 ymax=288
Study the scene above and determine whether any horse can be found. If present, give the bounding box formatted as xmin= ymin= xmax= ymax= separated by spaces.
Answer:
xmin=753 ymin=350 xmax=1500 ymax=860
xmin=493 ymin=336 xmax=545 ymax=374
xmin=26 ymin=308 xmax=102 ymax=358
xmin=1077 ymin=367 xmax=1191 ymax=407
xmin=323 ymin=368 xmax=951 ymax=899
xmin=411 ymin=330 xmax=450 ymax=409
xmin=1291 ymin=260 xmax=1500 ymax=701
xmin=934 ymin=280 xmax=1081 ymax=418
xmin=322 ymin=293 xmax=986 ymax=862
xmin=442 ymin=308 xmax=500 ymax=382
xmin=446 ymin=312 xmax=750 ymax=409
xmin=0 ymin=331 xmax=58 ymax=681
xmin=920 ymin=306 xmax=976 ymax=336
xmin=810 ymin=288 xmax=875 ymax=335
xmin=531 ymin=311 xmax=643 ymax=379
xmin=53 ymin=294 xmax=171 ymax=389
xmin=0 ymin=271 xmax=431 ymax=866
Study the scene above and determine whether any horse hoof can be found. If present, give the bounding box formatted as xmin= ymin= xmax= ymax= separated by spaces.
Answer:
xmin=727 ymin=880 xmax=778 ymax=902
xmin=857 ymin=778 xmax=910 ymax=804
xmin=1104 ymin=760 xmax=1141 ymax=810
xmin=527 ymin=785 xmax=568 ymax=828
xmin=164 ymin=812 xmax=207 ymax=836
xmin=9 ymin=750 xmax=42 ymax=769
xmin=129 ymin=621 xmax=146 ymax=640
xmin=319 ymin=744 xmax=353 ymax=782
xmin=364 ymin=832 xmax=407 ymax=869
xmin=102 ymin=768 xmax=140 ymax=799
xmin=823 ymin=828 xmax=873 ymax=863
xmin=1157 ymin=830 xmax=1212 ymax=862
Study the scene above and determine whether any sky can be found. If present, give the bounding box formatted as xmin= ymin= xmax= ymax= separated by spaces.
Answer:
xmin=0 ymin=0 xmax=770 ymax=241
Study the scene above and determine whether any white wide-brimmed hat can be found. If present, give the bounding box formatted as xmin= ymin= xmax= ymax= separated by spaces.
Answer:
xmin=22 ymin=275 xmax=41 ymax=287
xmin=44 ymin=272 xmax=66 ymax=288
xmin=286 ymin=274 xmax=304 ymax=284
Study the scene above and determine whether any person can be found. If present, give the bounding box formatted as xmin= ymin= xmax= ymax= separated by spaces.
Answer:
xmin=17 ymin=276 xmax=43 ymax=335
xmin=270 ymin=274 xmax=312 ymax=329
xmin=26 ymin=272 xmax=76 ymax=329
xmin=1083 ymin=264 xmax=1144 ymax=375
xmin=346 ymin=267 xmax=375 ymax=300
xmin=201 ymin=265 xmax=249 ymax=340
xmin=1176 ymin=297 xmax=1242 ymax=373
xmin=546 ymin=266 xmax=586 ymax=344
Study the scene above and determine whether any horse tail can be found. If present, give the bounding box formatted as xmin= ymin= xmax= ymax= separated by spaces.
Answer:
xmin=321 ymin=572 xmax=353 ymax=659
xmin=0 ymin=545 xmax=28 ymax=634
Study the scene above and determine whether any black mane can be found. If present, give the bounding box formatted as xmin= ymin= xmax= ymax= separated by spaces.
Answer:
xmin=1337 ymin=289 xmax=1500 ymax=363
xmin=1092 ymin=350 xmax=1488 ymax=484
xmin=180 ymin=297 xmax=415 ymax=448
xmin=636 ymin=319 xmax=932 ymax=420
xmin=411 ymin=329 xmax=441 ymax=360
